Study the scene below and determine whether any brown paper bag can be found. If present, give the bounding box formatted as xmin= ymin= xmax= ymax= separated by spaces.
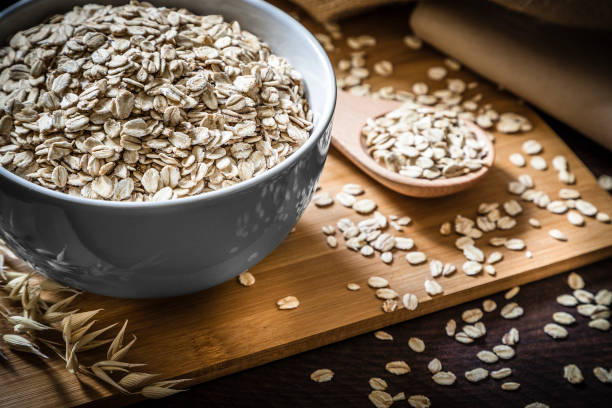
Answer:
xmin=410 ymin=0 xmax=612 ymax=150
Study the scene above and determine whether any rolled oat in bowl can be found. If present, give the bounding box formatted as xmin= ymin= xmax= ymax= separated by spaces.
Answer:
xmin=0 ymin=1 xmax=312 ymax=202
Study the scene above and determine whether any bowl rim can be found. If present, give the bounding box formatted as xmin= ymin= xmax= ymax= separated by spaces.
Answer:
xmin=0 ymin=0 xmax=337 ymax=209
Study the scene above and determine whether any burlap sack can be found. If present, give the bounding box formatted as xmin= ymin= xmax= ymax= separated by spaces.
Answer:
xmin=289 ymin=0 xmax=612 ymax=29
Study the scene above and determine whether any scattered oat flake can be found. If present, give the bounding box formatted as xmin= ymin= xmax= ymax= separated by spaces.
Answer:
xmin=374 ymin=331 xmax=393 ymax=341
xmin=493 ymin=345 xmax=515 ymax=359
xmin=462 ymin=308 xmax=483 ymax=323
xmin=549 ymin=229 xmax=567 ymax=241
xmin=428 ymin=358 xmax=442 ymax=374
xmin=528 ymin=218 xmax=541 ymax=228
xmin=336 ymin=191 xmax=356 ymax=207
xmin=238 ymin=271 xmax=255 ymax=287
xmin=445 ymin=319 xmax=457 ymax=337
xmin=368 ymin=390 xmax=394 ymax=408
xmin=462 ymin=261 xmax=482 ymax=276
xmin=487 ymin=252 xmax=503 ymax=264
xmin=440 ymin=222 xmax=452 ymax=235
xmin=552 ymin=311 xmax=576 ymax=325
xmin=465 ymin=368 xmax=489 ymax=382
xmin=544 ymin=323 xmax=568 ymax=339
xmin=432 ymin=371 xmax=456 ymax=385
xmin=500 ymin=302 xmax=524 ymax=319
xmin=322 ymin=225 xmax=335 ymax=235
xmin=393 ymin=392 xmax=406 ymax=402
xmin=444 ymin=58 xmax=461 ymax=71
xmin=313 ymin=192 xmax=334 ymax=207
xmin=408 ymin=337 xmax=425 ymax=353
xmin=477 ymin=350 xmax=499 ymax=364
xmin=403 ymin=35 xmax=423 ymax=50
xmin=509 ymin=153 xmax=526 ymax=167
xmin=347 ymin=282 xmax=360 ymax=291
xmin=374 ymin=61 xmax=393 ymax=77
xmin=406 ymin=251 xmax=427 ymax=265
xmin=276 ymin=296 xmax=299 ymax=310
xmin=354 ymin=199 xmax=377 ymax=214
xmin=595 ymin=289 xmax=612 ymax=306
xmin=369 ymin=377 xmax=388 ymax=390
xmin=376 ymin=288 xmax=398 ymax=300
xmin=504 ymin=238 xmax=525 ymax=251
xmin=557 ymin=294 xmax=578 ymax=306
xmin=589 ymin=319 xmax=610 ymax=331
xmin=491 ymin=367 xmax=512 ymax=379
xmin=530 ymin=156 xmax=547 ymax=171
xmin=310 ymin=368 xmax=334 ymax=382
xmin=483 ymin=299 xmax=497 ymax=312
xmin=501 ymin=381 xmax=521 ymax=391
xmin=380 ymin=251 xmax=393 ymax=264
xmin=343 ymin=183 xmax=364 ymax=195
xmin=385 ymin=360 xmax=411 ymax=375
xmin=382 ymin=299 xmax=398 ymax=313
xmin=598 ymin=174 xmax=612 ymax=190
xmin=424 ymin=280 xmax=443 ymax=296
xmin=567 ymin=211 xmax=585 ymax=226
xmin=402 ymin=293 xmax=419 ymax=311
xmin=567 ymin=272 xmax=584 ymax=290
xmin=593 ymin=367 xmax=612 ymax=383
xmin=504 ymin=286 xmax=520 ymax=300
xmin=408 ymin=395 xmax=431 ymax=408
xmin=427 ymin=66 xmax=447 ymax=81
xmin=596 ymin=212 xmax=611 ymax=223
xmin=326 ymin=235 xmax=338 ymax=248
xmin=368 ymin=276 xmax=389 ymax=288
xmin=563 ymin=364 xmax=584 ymax=384
xmin=455 ymin=331 xmax=474 ymax=344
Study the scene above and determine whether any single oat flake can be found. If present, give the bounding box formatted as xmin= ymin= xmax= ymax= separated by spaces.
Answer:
xmin=402 ymin=293 xmax=419 ymax=311
xmin=491 ymin=367 xmax=512 ymax=379
xmin=408 ymin=337 xmax=425 ymax=353
xmin=310 ymin=368 xmax=334 ymax=383
xmin=432 ymin=371 xmax=456 ymax=385
xmin=369 ymin=390 xmax=393 ymax=408
xmin=563 ymin=364 xmax=584 ymax=384
xmin=238 ymin=271 xmax=255 ymax=287
xmin=276 ymin=296 xmax=300 ymax=310
xmin=407 ymin=394 xmax=431 ymax=408
xmin=368 ymin=276 xmax=389 ymax=288
xmin=428 ymin=358 xmax=442 ymax=374
xmin=374 ymin=331 xmax=393 ymax=341
xmin=465 ymin=367 xmax=489 ymax=382
xmin=369 ymin=377 xmax=388 ymax=390
xmin=483 ymin=299 xmax=497 ymax=312
xmin=385 ymin=360 xmax=411 ymax=375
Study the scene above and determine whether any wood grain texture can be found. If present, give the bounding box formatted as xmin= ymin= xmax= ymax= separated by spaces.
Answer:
xmin=1 ymin=2 xmax=612 ymax=408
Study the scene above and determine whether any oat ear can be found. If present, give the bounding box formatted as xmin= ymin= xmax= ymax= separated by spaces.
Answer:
xmin=107 ymin=320 xmax=128 ymax=360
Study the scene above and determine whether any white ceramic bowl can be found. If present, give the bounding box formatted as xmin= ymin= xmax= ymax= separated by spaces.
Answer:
xmin=0 ymin=0 xmax=336 ymax=298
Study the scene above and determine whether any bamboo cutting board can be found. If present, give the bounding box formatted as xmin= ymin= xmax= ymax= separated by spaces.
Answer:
xmin=1 ymin=3 xmax=612 ymax=407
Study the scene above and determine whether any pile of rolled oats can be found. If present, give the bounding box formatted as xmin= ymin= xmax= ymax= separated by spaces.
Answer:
xmin=0 ymin=1 xmax=312 ymax=201
xmin=362 ymin=102 xmax=489 ymax=179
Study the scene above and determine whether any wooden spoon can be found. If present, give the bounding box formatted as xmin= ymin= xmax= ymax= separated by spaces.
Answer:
xmin=331 ymin=90 xmax=496 ymax=198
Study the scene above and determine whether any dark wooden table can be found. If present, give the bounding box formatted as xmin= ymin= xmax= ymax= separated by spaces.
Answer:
xmin=131 ymin=3 xmax=611 ymax=408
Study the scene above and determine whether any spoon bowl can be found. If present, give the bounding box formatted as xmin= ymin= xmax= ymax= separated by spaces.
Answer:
xmin=331 ymin=91 xmax=495 ymax=198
